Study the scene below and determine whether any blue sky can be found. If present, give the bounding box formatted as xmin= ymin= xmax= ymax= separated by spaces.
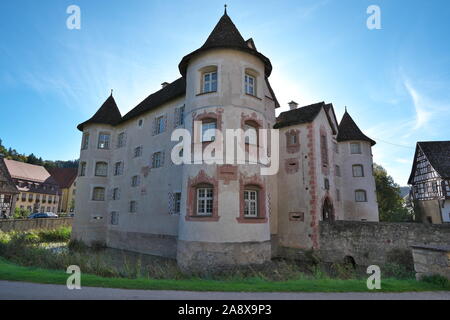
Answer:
xmin=1 ymin=0 xmax=449 ymax=185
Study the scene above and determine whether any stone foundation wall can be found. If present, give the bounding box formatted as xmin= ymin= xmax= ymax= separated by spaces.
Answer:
xmin=411 ymin=245 xmax=450 ymax=280
xmin=319 ymin=221 xmax=450 ymax=266
xmin=177 ymin=240 xmax=271 ymax=272
xmin=107 ymin=230 xmax=177 ymax=259
xmin=0 ymin=217 xmax=72 ymax=232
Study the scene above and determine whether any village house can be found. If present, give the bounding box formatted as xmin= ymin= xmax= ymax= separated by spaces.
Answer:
xmin=408 ymin=141 xmax=450 ymax=224
xmin=0 ymin=156 xmax=19 ymax=218
xmin=49 ymin=168 xmax=77 ymax=214
xmin=4 ymin=159 xmax=61 ymax=214
xmin=73 ymin=10 xmax=379 ymax=271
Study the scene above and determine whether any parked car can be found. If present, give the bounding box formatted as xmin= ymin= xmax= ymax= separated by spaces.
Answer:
xmin=28 ymin=212 xmax=58 ymax=219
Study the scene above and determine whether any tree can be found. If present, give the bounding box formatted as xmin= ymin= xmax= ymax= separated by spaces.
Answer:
xmin=373 ymin=164 xmax=413 ymax=222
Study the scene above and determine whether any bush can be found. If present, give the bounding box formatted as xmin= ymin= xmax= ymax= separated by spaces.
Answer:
xmin=38 ymin=227 xmax=71 ymax=242
xmin=386 ymin=248 xmax=414 ymax=270
xmin=420 ymin=274 xmax=449 ymax=288
xmin=383 ymin=263 xmax=415 ymax=279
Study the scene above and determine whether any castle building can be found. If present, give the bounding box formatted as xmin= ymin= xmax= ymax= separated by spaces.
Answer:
xmin=408 ymin=141 xmax=450 ymax=224
xmin=73 ymin=11 xmax=378 ymax=271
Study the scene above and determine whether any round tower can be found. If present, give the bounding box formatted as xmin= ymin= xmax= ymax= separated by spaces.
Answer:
xmin=176 ymin=10 xmax=277 ymax=272
xmin=337 ymin=111 xmax=379 ymax=221
xmin=73 ymin=94 xmax=121 ymax=244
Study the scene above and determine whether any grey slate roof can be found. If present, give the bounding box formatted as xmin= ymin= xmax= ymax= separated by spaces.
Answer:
xmin=274 ymin=102 xmax=336 ymax=133
xmin=336 ymin=111 xmax=376 ymax=146
xmin=419 ymin=141 xmax=450 ymax=179
xmin=120 ymin=78 xmax=186 ymax=123
xmin=178 ymin=12 xmax=272 ymax=77
xmin=77 ymin=95 xmax=122 ymax=131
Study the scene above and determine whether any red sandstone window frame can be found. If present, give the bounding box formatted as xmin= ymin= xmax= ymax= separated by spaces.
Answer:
xmin=186 ymin=170 xmax=219 ymax=222
xmin=285 ymin=129 xmax=300 ymax=154
xmin=237 ymin=179 xmax=267 ymax=224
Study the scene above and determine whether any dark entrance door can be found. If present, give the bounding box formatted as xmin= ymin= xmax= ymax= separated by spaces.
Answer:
xmin=322 ymin=197 xmax=334 ymax=221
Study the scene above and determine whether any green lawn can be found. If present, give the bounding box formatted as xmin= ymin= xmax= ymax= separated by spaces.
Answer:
xmin=0 ymin=257 xmax=448 ymax=292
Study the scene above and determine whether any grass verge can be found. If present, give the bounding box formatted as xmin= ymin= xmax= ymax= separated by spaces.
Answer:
xmin=0 ymin=257 xmax=448 ymax=292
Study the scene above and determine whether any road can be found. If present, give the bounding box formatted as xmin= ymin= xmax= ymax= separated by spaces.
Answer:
xmin=0 ymin=281 xmax=449 ymax=300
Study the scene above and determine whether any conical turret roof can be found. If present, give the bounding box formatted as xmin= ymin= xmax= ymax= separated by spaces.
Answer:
xmin=178 ymin=11 xmax=272 ymax=77
xmin=336 ymin=111 xmax=376 ymax=146
xmin=77 ymin=94 xmax=122 ymax=131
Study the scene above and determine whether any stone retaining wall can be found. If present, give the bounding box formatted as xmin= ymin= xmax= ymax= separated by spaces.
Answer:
xmin=0 ymin=217 xmax=73 ymax=232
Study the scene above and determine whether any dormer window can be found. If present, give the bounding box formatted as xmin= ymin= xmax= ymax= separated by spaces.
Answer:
xmin=200 ymin=66 xmax=218 ymax=93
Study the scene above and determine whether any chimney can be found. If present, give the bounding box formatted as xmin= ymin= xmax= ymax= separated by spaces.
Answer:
xmin=161 ymin=82 xmax=170 ymax=88
xmin=288 ymin=101 xmax=298 ymax=110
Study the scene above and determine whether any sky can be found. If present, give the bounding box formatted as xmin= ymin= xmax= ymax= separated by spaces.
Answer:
xmin=0 ymin=0 xmax=449 ymax=186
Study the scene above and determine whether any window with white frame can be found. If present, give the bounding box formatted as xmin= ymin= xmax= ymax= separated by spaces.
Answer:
xmin=155 ymin=116 xmax=165 ymax=135
xmin=92 ymin=187 xmax=105 ymax=201
xmin=352 ymin=164 xmax=364 ymax=177
xmin=152 ymin=152 xmax=163 ymax=168
xmin=114 ymin=161 xmax=123 ymax=176
xmin=110 ymin=211 xmax=119 ymax=225
xmin=134 ymin=146 xmax=143 ymax=158
xmin=81 ymin=132 xmax=89 ymax=150
xmin=79 ymin=162 xmax=87 ymax=176
xmin=98 ymin=132 xmax=110 ymax=149
xmin=350 ymin=142 xmax=362 ymax=154
xmin=175 ymin=105 xmax=185 ymax=127
xmin=131 ymin=175 xmax=140 ymax=187
xmin=95 ymin=162 xmax=108 ymax=177
xmin=355 ymin=190 xmax=367 ymax=202
xmin=174 ymin=192 xmax=181 ymax=214
xmin=201 ymin=120 xmax=216 ymax=142
xmin=129 ymin=201 xmax=137 ymax=213
xmin=196 ymin=187 xmax=213 ymax=215
xmin=245 ymin=74 xmax=256 ymax=96
xmin=202 ymin=70 xmax=217 ymax=93
xmin=117 ymin=132 xmax=125 ymax=148
xmin=244 ymin=190 xmax=258 ymax=217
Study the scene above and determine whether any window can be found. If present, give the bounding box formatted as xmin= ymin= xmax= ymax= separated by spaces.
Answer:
xmin=48 ymin=196 xmax=52 ymax=203
xmin=336 ymin=189 xmax=341 ymax=201
xmin=244 ymin=190 xmax=258 ymax=217
xmin=202 ymin=71 xmax=218 ymax=93
xmin=110 ymin=212 xmax=119 ymax=225
xmin=114 ymin=161 xmax=123 ymax=176
xmin=175 ymin=105 xmax=185 ymax=127
xmin=81 ymin=132 xmax=89 ymax=150
xmin=288 ymin=133 xmax=297 ymax=146
xmin=201 ymin=120 xmax=217 ymax=142
xmin=112 ymin=188 xmax=120 ymax=200
xmin=92 ymin=187 xmax=105 ymax=201
xmin=134 ymin=146 xmax=143 ymax=158
xmin=152 ymin=152 xmax=163 ymax=168
xmin=174 ymin=192 xmax=181 ymax=214
xmin=155 ymin=116 xmax=165 ymax=135
xmin=138 ymin=119 xmax=143 ymax=127
xmin=245 ymin=74 xmax=256 ymax=96
xmin=42 ymin=195 xmax=47 ymax=203
xmin=117 ymin=132 xmax=125 ymax=148
xmin=335 ymin=165 xmax=341 ymax=177
xmin=197 ymin=187 xmax=213 ymax=216
xmin=98 ymin=132 xmax=110 ymax=149
xmin=324 ymin=178 xmax=330 ymax=190
xmin=129 ymin=201 xmax=137 ymax=213
xmin=350 ymin=142 xmax=361 ymax=154
xmin=28 ymin=194 xmax=33 ymax=202
xmin=21 ymin=193 xmax=26 ymax=201
xmin=131 ymin=175 xmax=140 ymax=187
xmin=79 ymin=162 xmax=87 ymax=176
xmin=320 ymin=134 xmax=329 ymax=167
xmin=352 ymin=164 xmax=364 ymax=177
xmin=95 ymin=162 xmax=108 ymax=177
xmin=355 ymin=190 xmax=367 ymax=202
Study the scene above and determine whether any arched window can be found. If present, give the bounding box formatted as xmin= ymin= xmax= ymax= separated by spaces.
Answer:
xmin=355 ymin=190 xmax=367 ymax=202
xmin=95 ymin=162 xmax=108 ymax=177
xmin=92 ymin=187 xmax=105 ymax=201
xmin=243 ymin=120 xmax=258 ymax=145
xmin=352 ymin=164 xmax=364 ymax=177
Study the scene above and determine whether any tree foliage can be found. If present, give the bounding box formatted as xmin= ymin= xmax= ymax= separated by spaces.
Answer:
xmin=0 ymin=139 xmax=78 ymax=169
xmin=374 ymin=163 xmax=413 ymax=222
